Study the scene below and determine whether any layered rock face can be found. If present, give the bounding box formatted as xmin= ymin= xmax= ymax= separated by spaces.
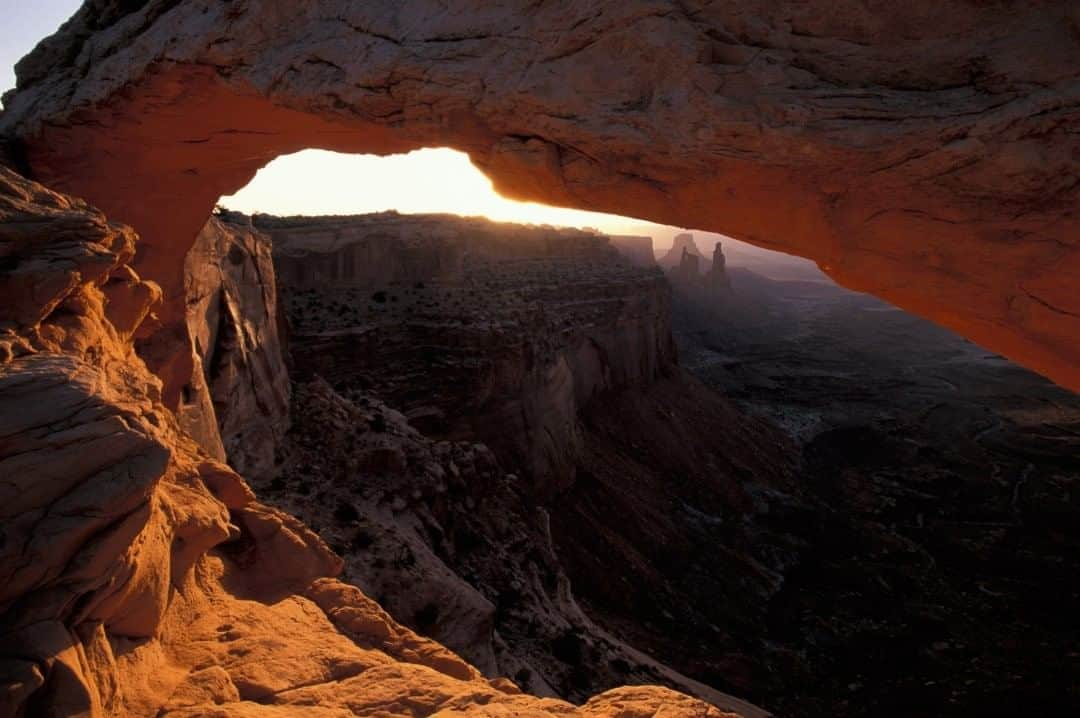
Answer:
xmin=183 ymin=216 xmax=290 ymax=481
xmin=262 ymin=378 xmax=767 ymax=716
xmin=0 ymin=168 xmax=757 ymax=717
xmin=256 ymin=212 xmax=468 ymax=290
xmin=1 ymin=1 xmax=1077 ymax=389
xmin=246 ymin=211 xmax=786 ymax=713
xmin=262 ymin=212 xmax=675 ymax=492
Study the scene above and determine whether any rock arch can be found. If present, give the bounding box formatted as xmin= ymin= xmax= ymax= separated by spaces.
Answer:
xmin=2 ymin=0 xmax=1077 ymax=389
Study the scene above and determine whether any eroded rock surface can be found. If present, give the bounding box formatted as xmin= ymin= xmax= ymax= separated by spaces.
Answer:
xmin=264 ymin=377 xmax=766 ymax=718
xmin=235 ymin=210 xmax=792 ymax=713
xmin=184 ymin=216 xmax=290 ymax=480
xmin=0 ymin=1 xmax=1076 ymax=388
xmin=0 ymin=167 xmax=762 ymax=717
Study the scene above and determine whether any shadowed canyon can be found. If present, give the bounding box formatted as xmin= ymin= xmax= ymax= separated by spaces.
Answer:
xmin=1 ymin=2 xmax=1078 ymax=717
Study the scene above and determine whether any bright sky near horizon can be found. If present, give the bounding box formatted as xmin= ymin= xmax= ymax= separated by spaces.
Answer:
xmin=219 ymin=148 xmax=684 ymax=238
xmin=0 ymin=0 xmax=81 ymax=96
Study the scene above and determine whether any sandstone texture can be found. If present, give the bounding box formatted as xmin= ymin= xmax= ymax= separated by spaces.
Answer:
xmin=0 ymin=167 xmax=760 ymax=717
xmin=184 ymin=216 xmax=290 ymax=480
xmin=262 ymin=377 xmax=766 ymax=717
xmin=0 ymin=1 xmax=1076 ymax=390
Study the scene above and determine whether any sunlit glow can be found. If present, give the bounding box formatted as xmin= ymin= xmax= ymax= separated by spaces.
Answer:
xmin=220 ymin=147 xmax=822 ymax=274
xmin=220 ymin=148 xmax=674 ymax=237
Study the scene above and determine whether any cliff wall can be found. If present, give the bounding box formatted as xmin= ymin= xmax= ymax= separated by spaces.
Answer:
xmin=262 ymin=213 xmax=676 ymax=493
xmin=183 ymin=216 xmax=291 ymax=481
xmin=239 ymin=211 xmax=787 ymax=708
xmin=0 ymin=167 xmax=759 ymax=718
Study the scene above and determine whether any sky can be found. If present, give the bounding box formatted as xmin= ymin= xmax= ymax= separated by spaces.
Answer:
xmin=0 ymin=2 xmax=816 ymax=265
xmin=220 ymin=148 xmax=694 ymax=241
xmin=0 ymin=0 xmax=81 ymax=96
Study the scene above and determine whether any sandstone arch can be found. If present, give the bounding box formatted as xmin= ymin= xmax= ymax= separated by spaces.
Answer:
xmin=2 ymin=0 xmax=1077 ymax=390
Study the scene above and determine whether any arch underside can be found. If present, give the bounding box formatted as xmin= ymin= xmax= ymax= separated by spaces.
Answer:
xmin=2 ymin=0 xmax=1077 ymax=390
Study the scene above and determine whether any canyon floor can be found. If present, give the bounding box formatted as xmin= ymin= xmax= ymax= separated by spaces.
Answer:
xmin=674 ymin=266 xmax=1080 ymax=717
xmin=244 ymin=213 xmax=1080 ymax=718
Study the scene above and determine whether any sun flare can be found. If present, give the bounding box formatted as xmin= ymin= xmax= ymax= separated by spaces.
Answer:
xmin=219 ymin=147 xmax=669 ymax=236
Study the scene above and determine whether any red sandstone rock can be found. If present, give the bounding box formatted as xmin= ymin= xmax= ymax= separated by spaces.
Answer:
xmin=0 ymin=1 xmax=1075 ymax=390
xmin=0 ymin=157 xmax=765 ymax=718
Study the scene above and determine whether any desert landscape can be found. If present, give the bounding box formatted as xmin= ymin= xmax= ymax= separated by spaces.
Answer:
xmin=1 ymin=2 xmax=1077 ymax=718
xmin=670 ymin=234 xmax=1080 ymax=715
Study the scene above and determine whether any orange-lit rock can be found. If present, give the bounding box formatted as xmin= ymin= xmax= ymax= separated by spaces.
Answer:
xmin=0 ymin=161 xmax=765 ymax=717
xmin=3 ymin=1 xmax=1075 ymax=389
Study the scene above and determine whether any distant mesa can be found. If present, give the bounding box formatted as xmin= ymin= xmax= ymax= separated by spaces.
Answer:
xmin=606 ymin=234 xmax=657 ymax=268
xmin=658 ymin=233 xmax=704 ymax=270
xmin=673 ymin=246 xmax=702 ymax=285
xmin=667 ymin=239 xmax=733 ymax=297
xmin=250 ymin=211 xmax=619 ymax=291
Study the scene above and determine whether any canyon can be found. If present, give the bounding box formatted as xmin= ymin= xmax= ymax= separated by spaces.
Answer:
xmin=672 ymin=245 xmax=1080 ymax=716
xmin=245 ymin=212 xmax=792 ymax=707
xmin=260 ymin=212 xmax=676 ymax=492
xmin=3 ymin=166 xmax=1078 ymax=717
xmin=1 ymin=2 xmax=1078 ymax=718
xmin=0 ymin=167 xmax=760 ymax=717
xmin=257 ymin=215 xmax=1080 ymax=716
